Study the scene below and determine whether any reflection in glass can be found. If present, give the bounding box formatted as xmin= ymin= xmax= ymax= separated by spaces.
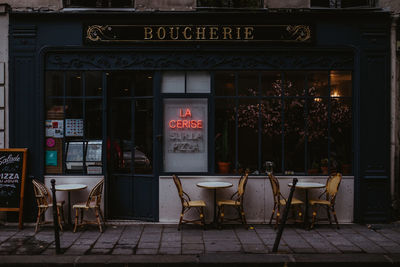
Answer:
xmin=284 ymin=72 xmax=306 ymax=96
xmin=237 ymin=99 xmax=258 ymax=172
xmin=238 ymin=72 xmax=259 ymax=96
xmin=134 ymin=72 xmax=153 ymax=96
xmin=135 ymin=99 xmax=153 ymax=174
xmin=109 ymin=101 xmax=131 ymax=173
xmin=85 ymin=72 xmax=102 ymax=96
xmin=284 ymin=99 xmax=305 ymax=173
xmin=215 ymin=99 xmax=236 ymax=173
xmin=261 ymin=71 xmax=281 ymax=96
xmin=261 ymin=99 xmax=282 ymax=174
xmin=331 ymin=98 xmax=352 ymax=175
xmin=330 ymin=71 xmax=352 ymax=97
xmin=308 ymin=71 xmax=329 ymax=96
xmin=215 ymin=72 xmax=235 ymax=96
xmin=85 ymin=100 xmax=102 ymax=140
xmin=109 ymin=72 xmax=134 ymax=97
xmin=307 ymin=98 xmax=329 ymax=174
xmin=66 ymin=71 xmax=82 ymax=97
xmin=46 ymin=71 xmax=64 ymax=97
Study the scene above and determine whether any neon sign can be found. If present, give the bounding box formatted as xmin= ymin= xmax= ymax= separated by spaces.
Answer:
xmin=168 ymin=108 xmax=203 ymax=129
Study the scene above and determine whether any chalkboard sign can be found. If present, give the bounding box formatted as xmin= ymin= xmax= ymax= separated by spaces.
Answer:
xmin=0 ymin=148 xmax=27 ymax=229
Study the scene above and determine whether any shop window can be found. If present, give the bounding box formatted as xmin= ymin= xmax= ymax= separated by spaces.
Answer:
xmin=45 ymin=71 xmax=104 ymax=175
xmin=63 ymin=0 xmax=134 ymax=8
xmin=161 ymin=72 xmax=211 ymax=93
xmin=310 ymin=0 xmax=375 ymax=8
xmin=197 ymin=0 xmax=263 ymax=8
xmin=214 ymin=70 xmax=353 ymax=175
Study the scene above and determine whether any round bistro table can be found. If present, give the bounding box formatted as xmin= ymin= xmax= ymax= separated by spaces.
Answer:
xmin=197 ymin=181 xmax=233 ymax=226
xmin=55 ymin=184 xmax=88 ymax=226
xmin=288 ymin=182 xmax=325 ymax=229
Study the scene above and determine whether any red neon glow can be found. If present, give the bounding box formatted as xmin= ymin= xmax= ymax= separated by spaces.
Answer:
xmin=169 ymin=120 xmax=203 ymax=129
xmin=169 ymin=108 xmax=202 ymax=129
xmin=179 ymin=108 xmax=192 ymax=118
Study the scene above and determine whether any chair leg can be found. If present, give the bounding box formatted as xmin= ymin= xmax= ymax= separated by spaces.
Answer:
xmin=220 ymin=205 xmax=225 ymax=226
xmin=269 ymin=203 xmax=276 ymax=225
xmin=35 ymin=208 xmax=43 ymax=233
xmin=73 ymin=208 xmax=79 ymax=233
xmin=80 ymin=209 xmax=84 ymax=224
xmin=61 ymin=205 xmax=65 ymax=224
xmin=240 ymin=206 xmax=247 ymax=226
xmin=199 ymin=207 xmax=206 ymax=229
xmin=310 ymin=205 xmax=317 ymax=229
xmin=332 ymin=206 xmax=339 ymax=229
xmin=56 ymin=207 xmax=63 ymax=232
xmin=326 ymin=206 xmax=332 ymax=225
xmin=275 ymin=206 xmax=281 ymax=229
xmin=178 ymin=207 xmax=184 ymax=231
xmin=95 ymin=208 xmax=103 ymax=233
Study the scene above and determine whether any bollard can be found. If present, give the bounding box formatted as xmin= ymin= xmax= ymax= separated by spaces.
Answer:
xmin=51 ymin=179 xmax=61 ymax=254
xmin=272 ymin=177 xmax=298 ymax=253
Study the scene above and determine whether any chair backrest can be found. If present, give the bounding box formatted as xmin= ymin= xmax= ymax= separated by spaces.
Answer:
xmin=325 ymin=173 xmax=342 ymax=204
xmin=32 ymin=179 xmax=51 ymax=206
xmin=85 ymin=178 xmax=104 ymax=207
xmin=268 ymin=173 xmax=281 ymax=204
xmin=237 ymin=173 xmax=249 ymax=198
xmin=172 ymin=174 xmax=190 ymax=206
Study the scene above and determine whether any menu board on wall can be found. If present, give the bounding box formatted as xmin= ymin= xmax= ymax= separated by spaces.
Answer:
xmin=163 ymin=98 xmax=207 ymax=172
xmin=0 ymin=148 xmax=27 ymax=229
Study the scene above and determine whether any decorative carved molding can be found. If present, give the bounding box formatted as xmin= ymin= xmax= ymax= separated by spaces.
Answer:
xmin=46 ymin=52 xmax=353 ymax=70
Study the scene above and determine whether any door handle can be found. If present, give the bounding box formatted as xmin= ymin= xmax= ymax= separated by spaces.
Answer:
xmin=156 ymin=134 xmax=162 ymax=143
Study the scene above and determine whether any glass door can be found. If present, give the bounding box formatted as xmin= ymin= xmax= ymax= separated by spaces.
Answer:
xmin=107 ymin=71 xmax=157 ymax=220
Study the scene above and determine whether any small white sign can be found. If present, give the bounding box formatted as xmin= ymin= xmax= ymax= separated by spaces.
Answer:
xmin=0 ymin=62 xmax=4 ymax=85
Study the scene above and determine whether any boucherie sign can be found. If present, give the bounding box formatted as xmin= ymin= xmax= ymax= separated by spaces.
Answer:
xmin=85 ymin=24 xmax=312 ymax=43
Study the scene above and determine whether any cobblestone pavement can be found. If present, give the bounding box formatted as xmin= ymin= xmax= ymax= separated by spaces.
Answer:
xmin=0 ymin=223 xmax=399 ymax=256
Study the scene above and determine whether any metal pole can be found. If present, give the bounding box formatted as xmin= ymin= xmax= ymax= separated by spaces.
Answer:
xmin=272 ymin=178 xmax=298 ymax=253
xmin=51 ymin=179 xmax=61 ymax=254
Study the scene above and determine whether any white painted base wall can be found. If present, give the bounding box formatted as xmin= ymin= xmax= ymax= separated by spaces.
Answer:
xmin=44 ymin=176 xmax=104 ymax=222
xmin=159 ymin=175 xmax=354 ymax=224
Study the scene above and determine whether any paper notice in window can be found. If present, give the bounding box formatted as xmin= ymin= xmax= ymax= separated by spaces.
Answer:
xmin=45 ymin=120 xmax=64 ymax=138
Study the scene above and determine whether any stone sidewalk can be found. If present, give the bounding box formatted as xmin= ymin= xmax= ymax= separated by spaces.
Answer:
xmin=0 ymin=223 xmax=399 ymax=265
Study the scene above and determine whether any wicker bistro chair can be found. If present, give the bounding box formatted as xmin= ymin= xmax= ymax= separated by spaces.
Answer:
xmin=172 ymin=175 xmax=206 ymax=230
xmin=73 ymin=178 xmax=105 ymax=233
xmin=32 ymin=179 xmax=65 ymax=233
xmin=309 ymin=173 xmax=342 ymax=229
xmin=268 ymin=173 xmax=304 ymax=228
xmin=217 ymin=173 xmax=249 ymax=228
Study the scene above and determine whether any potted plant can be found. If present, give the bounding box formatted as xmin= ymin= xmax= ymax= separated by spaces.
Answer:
xmin=320 ymin=158 xmax=329 ymax=174
xmin=216 ymin=121 xmax=231 ymax=174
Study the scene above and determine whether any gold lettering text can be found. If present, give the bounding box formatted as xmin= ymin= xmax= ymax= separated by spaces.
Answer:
xmin=244 ymin=27 xmax=254 ymax=40
xmin=223 ymin=27 xmax=232 ymax=40
xmin=236 ymin=27 xmax=241 ymax=39
xmin=196 ymin=27 xmax=206 ymax=40
xmin=144 ymin=27 xmax=153 ymax=40
xmin=210 ymin=27 xmax=219 ymax=40
xmin=183 ymin=27 xmax=192 ymax=40
xmin=157 ymin=27 xmax=166 ymax=40
xmin=169 ymin=27 xmax=179 ymax=40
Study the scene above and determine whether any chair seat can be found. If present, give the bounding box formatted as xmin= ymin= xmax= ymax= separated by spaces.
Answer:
xmin=184 ymin=200 xmax=206 ymax=207
xmin=73 ymin=201 xmax=99 ymax=209
xmin=38 ymin=201 xmax=65 ymax=208
xmin=217 ymin=199 xmax=240 ymax=206
xmin=309 ymin=199 xmax=331 ymax=206
xmin=279 ymin=197 xmax=303 ymax=206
